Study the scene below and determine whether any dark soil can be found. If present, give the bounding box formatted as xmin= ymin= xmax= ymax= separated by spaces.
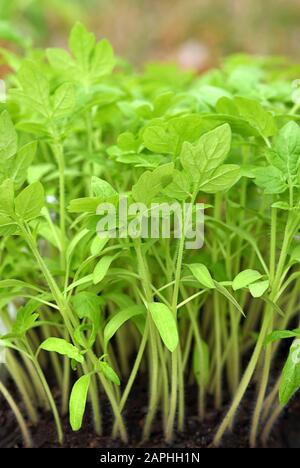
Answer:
xmin=1 ymin=380 xmax=300 ymax=448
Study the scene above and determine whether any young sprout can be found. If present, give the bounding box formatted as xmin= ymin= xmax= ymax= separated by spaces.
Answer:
xmin=0 ymin=22 xmax=300 ymax=448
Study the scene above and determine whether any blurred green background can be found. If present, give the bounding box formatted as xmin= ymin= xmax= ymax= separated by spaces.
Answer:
xmin=1 ymin=0 xmax=300 ymax=69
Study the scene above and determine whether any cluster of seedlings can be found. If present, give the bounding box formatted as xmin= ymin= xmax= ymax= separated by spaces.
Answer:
xmin=0 ymin=23 xmax=300 ymax=447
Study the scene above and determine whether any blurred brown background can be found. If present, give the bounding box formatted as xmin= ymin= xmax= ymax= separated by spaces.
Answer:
xmin=1 ymin=0 xmax=300 ymax=68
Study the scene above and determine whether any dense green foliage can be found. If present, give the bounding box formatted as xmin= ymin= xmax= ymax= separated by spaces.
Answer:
xmin=1 ymin=23 xmax=300 ymax=447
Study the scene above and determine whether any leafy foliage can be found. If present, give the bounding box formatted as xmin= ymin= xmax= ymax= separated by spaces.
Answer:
xmin=1 ymin=23 xmax=300 ymax=447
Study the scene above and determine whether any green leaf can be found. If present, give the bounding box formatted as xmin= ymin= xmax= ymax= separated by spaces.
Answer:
xmin=215 ymin=282 xmax=245 ymax=316
xmin=9 ymin=141 xmax=37 ymax=188
xmin=253 ymin=166 xmax=287 ymax=194
xmin=0 ymin=214 xmax=17 ymax=236
xmin=232 ymin=269 xmax=263 ymax=291
xmin=132 ymin=163 xmax=174 ymax=204
xmin=93 ymin=255 xmax=115 ymax=284
xmin=68 ymin=197 xmax=101 ymax=213
xmin=104 ymin=305 xmax=145 ymax=349
xmin=193 ymin=339 xmax=210 ymax=386
xmin=91 ymin=176 xmax=118 ymax=201
xmin=90 ymin=39 xmax=115 ymax=78
xmin=234 ymin=97 xmax=277 ymax=137
xmin=266 ymin=329 xmax=300 ymax=345
xmin=52 ymin=83 xmax=75 ymax=119
xmin=12 ymin=300 xmax=39 ymax=335
xmin=69 ymin=22 xmax=95 ymax=70
xmin=279 ymin=339 xmax=300 ymax=405
xmin=143 ymin=115 xmax=207 ymax=156
xmin=66 ymin=229 xmax=90 ymax=263
xmin=15 ymin=181 xmax=44 ymax=220
xmin=17 ymin=60 xmax=50 ymax=116
xmin=180 ymin=124 xmax=231 ymax=188
xmin=98 ymin=361 xmax=120 ymax=385
xmin=27 ymin=163 xmax=54 ymax=183
xmin=40 ymin=337 xmax=83 ymax=363
xmin=270 ymin=121 xmax=300 ymax=183
xmin=148 ymin=302 xmax=178 ymax=352
xmin=143 ymin=125 xmax=176 ymax=154
xmin=291 ymin=245 xmax=300 ymax=262
xmin=163 ymin=170 xmax=191 ymax=200
xmin=199 ymin=164 xmax=241 ymax=193
xmin=66 ymin=274 xmax=93 ymax=291
xmin=118 ymin=132 xmax=139 ymax=151
xmin=72 ymin=292 xmax=102 ymax=319
xmin=69 ymin=374 xmax=91 ymax=431
xmin=271 ymin=201 xmax=291 ymax=211
xmin=90 ymin=236 xmax=109 ymax=256
xmin=0 ymin=179 xmax=14 ymax=215
xmin=47 ymin=47 xmax=74 ymax=71
xmin=0 ymin=110 xmax=17 ymax=159
xmin=249 ymin=280 xmax=269 ymax=298
xmin=187 ymin=263 xmax=215 ymax=289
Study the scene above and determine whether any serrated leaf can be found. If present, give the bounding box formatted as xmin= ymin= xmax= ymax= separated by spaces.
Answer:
xmin=12 ymin=300 xmax=39 ymax=335
xmin=40 ymin=337 xmax=83 ymax=363
xmin=72 ymin=291 xmax=102 ymax=319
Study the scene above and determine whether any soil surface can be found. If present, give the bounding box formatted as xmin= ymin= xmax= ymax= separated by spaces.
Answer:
xmin=1 ymin=381 xmax=300 ymax=448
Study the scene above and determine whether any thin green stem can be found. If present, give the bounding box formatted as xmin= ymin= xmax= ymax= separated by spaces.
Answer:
xmin=0 ymin=380 xmax=32 ymax=448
